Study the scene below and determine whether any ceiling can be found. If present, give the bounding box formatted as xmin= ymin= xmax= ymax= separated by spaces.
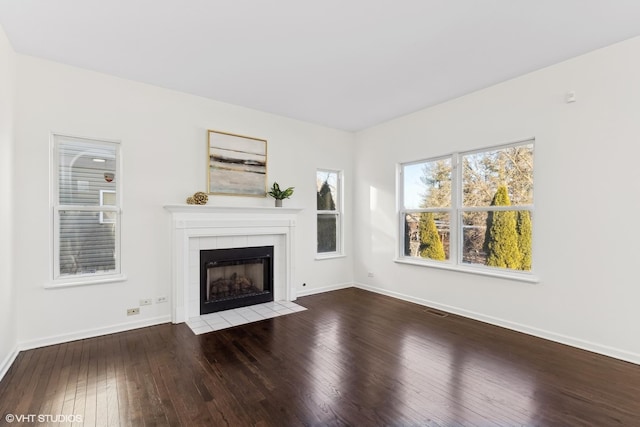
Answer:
xmin=1 ymin=1 xmax=640 ymax=131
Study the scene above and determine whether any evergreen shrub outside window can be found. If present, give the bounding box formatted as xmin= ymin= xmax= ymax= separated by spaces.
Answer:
xmin=400 ymin=140 xmax=534 ymax=273
xmin=317 ymin=170 xmax=342 ymax=255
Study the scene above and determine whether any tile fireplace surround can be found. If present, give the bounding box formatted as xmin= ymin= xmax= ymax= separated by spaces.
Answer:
xmin=164 ymin=205 xmax=302 ymax=323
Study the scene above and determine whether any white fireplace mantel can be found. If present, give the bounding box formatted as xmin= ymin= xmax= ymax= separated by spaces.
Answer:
xmin=164 ymin=205 xmax=302 ymax=323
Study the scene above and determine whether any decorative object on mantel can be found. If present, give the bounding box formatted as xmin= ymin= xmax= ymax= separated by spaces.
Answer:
xmin=207 ymin=129 xmax=267 ymax=197
xmin=186 ymin=191 xmax=208 ymax=205
xmin=268 ymin=182 xmax=294 ymax=207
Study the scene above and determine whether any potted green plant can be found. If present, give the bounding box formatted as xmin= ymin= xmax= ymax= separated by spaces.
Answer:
xmin=268 ymin=182 xmax=294 ymax=207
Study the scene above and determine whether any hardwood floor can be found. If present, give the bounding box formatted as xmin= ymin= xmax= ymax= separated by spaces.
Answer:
xmin=1 ymin=288 xmax=639 ymax=426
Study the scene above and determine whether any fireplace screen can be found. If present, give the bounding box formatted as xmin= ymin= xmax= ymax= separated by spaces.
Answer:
xmin=200 ymin=246 xmax=274 ymax=314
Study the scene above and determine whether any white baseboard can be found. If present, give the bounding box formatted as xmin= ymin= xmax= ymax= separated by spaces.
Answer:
xmin=296 ymin=282 xmax=353 ymax=298
xmin=0 ymin=344 xmax=19 ymax=383
xmin=354 ymin=282 xmax=640 ymax=366
xmin=18 ymin=315 xmax=172 ymax=352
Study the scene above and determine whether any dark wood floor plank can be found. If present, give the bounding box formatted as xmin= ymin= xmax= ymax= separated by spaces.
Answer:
xmin=94 ymin=335 xmax=110 ymax=427
xmin=102 ymin=335 xmax=121 ymax=427
xmin=57 ymin=341 xmax=83 ymax=427
xmin=35 ymin=344 xmax=69 ymax=419
xmin=121 ymin=332 xmax=145 ymax=426
xmin=9 ymin=347 xmax=47 ymax=418
xmin=2 ymin=287 xmax=640 ymax=426
xmin=113 ymin=333 xmax=132 ymax=427
xmin=82 ymin=336 xmax=99 ymax=427
xmin=70 ymin=339 xmax=91 ymax=427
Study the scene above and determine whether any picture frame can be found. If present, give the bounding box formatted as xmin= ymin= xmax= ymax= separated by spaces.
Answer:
xmin=207 ymin=130 xmax=267 ymax=197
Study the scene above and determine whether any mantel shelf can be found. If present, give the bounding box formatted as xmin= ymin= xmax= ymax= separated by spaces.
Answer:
xmin=163 ymin=204 xmax=303 ymax=215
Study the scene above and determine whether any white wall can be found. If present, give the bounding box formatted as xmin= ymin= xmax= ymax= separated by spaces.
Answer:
xmin=354 ymin=36 xmax=640 ymax=363
xmin=0 ymin=26 xmax=17 ymax=378
xmin=13 ymin=55 xmax=354 ymax=347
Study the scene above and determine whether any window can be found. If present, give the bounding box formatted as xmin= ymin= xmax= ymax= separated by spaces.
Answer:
xmin=316 ymin=169 xmax=343 ymax=256
xmin=52 ymin=134 xmax=122 ymax=284
xmin=399 ymin=140 xmax=534 ymax=276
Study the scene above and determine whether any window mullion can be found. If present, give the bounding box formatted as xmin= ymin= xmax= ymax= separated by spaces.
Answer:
xmin=57 ymin=205 xmax=120 ymax=212
xmin=451 ymin=153 xmax=461 ymax=265
xmin=461 ymin=205 xmax=534 ymax=213
xmin=52 ymin=207 xmax=61 ymax=280
xmin=404 ymin=208 xmax=448 ymax=214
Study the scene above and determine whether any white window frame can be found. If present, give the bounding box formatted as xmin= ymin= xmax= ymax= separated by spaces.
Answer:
xmin=49 ymin=133 xmax=126 ymax=288
xmin=316 ymin=169 xmax=344 ymax=259
xmin=396 ymin=139 xmax=538 ymax=283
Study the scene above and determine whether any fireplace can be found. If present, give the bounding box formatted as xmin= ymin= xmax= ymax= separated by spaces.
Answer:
xmin=200 ymin=245 xmax=274 ymax=314
xmin=164 ymin=205 xmax=301 ymax=323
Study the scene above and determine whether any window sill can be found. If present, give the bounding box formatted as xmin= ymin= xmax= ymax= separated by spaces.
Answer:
xmin=315 ymin=253 xmax=346 ymax=261
xmin=394 ymin=258 xmax=539 ymax=283
xmin=45 ymin=274 xmax=128 ymax=289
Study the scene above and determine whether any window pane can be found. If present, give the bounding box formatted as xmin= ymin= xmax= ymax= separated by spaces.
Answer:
xmin=462 ymin=210 xmax=532 ymax=271
xmin=462 ymin=143 xmax=533 ymax=207
xmin=462 ymin=211 xmax=488 ymax=266
xmin=317 ymin=170 xmax=338 ymax=210
xmin=99 ymin=190 xmax=116 ymax=224
xmin=403 ymin=212 xmax=450 ymax=260
xmin=403 ymin=159 xmax=451 ymax=209
xmin=317 ymin=214 xmax=338 ymax=253
xmin=59 ymin=210 xmax=116 ymax=276
xmin=59 ymin=139 xmax=117 ymax=206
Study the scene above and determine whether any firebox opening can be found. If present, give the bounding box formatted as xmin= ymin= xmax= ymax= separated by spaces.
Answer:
xmin=200 ymin=246 xmax=274 ymax=314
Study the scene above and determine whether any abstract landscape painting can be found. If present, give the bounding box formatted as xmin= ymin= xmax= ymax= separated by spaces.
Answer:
xmin=207 ymin=130 xmax=267 ymax=196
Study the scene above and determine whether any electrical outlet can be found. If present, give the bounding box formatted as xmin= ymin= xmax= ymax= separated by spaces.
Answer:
xmin=156 ymin=296 xmax=168 ymax=303
xmin=127 ymin=308 xmax=140 ymax=316
xmin=140 ymin=298 xmax=152 ymax=306
xmin=367 ymin=272 xmax=375 ymax=277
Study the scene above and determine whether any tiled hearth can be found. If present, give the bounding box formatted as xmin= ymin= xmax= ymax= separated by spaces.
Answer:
xmin=186 ymin=301 xmax=307 ymax=335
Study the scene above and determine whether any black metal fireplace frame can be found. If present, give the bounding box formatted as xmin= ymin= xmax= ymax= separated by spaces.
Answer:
xmin=200 ymin=245 xmax=274 ymax=314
